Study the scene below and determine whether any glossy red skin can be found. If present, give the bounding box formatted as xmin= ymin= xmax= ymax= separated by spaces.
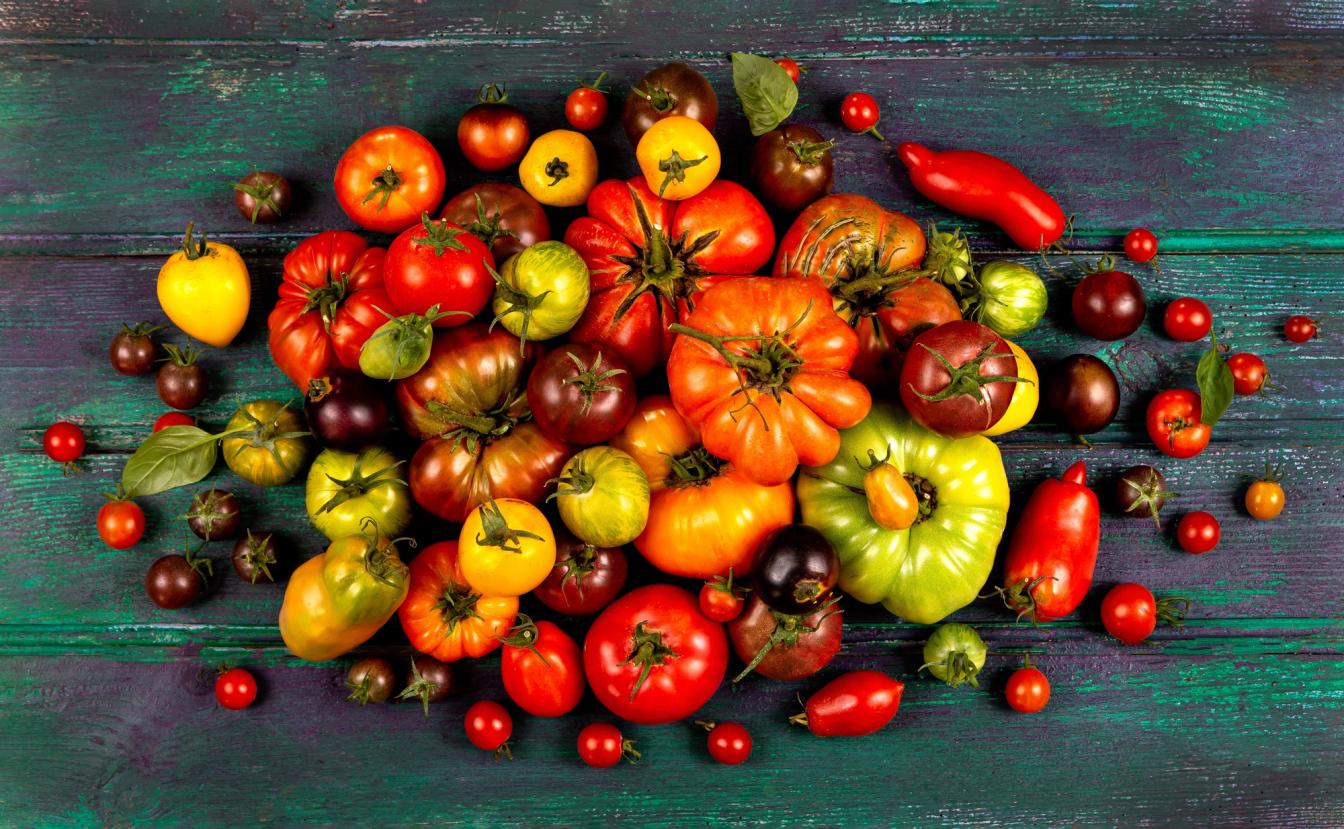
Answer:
xmin=577 ymin=723 xmax=626 ymax=768
xmin=899 ymin=321 xmax=1018 ymax=438
xmin=384 ymin=219 xmax=495 ymax=327
xmin=464 ymin=701 xmax=512 ymax=751
xmin=1146 ymin=389 xmax=1211 ymax=459
xmin=622 ymin=62 xmax=718 ymax=145
xmin=1163 ymin=297 xmax=1212 ymax=342
xmin=583 ymin=585 xmax=728 ymax=725
xmin=1101 ymin=583 xmax=1158 ymax=645
xmin=215 ymin=668 xmax=258 ymax=710
xmin=1005 ymin=667 xmax=1050 ymax=713
xmin=534 ymin=534 xmax=628 ymax=617
xmin=565 ymin=178 xmax=774 ymax=377
xmin=1284 ymin=315 xmax=1317 ymax=343
xmin=775 ymin=57 xmax=801 ymax=83
xmin=839 ymin=92 xmax=880 ymax=132
xmin=526 ymin=344 xmax=637 ymax=445
xmin=897 ymin=141 xmax=1066 ymax=250
xmin=268 ymin=230 xmax=390 ymax=390
xmin=1227 ymin=353 xmax=1268 ymax=395
xmin=153 ymin=412 xmax=194 ymax=432
xmin=334 ymin=126 xmax=445 ymax=234
xmin=458 ymin=103 xmax=530 ymax=172
xmin=1177 ymin=511 xmax=1221 ymax=554
xmin=854 ymin=279 xmax=963 ymax=386
xmin=97 ymin=500 xmax=145 ymax=549
xmin=566 ymin=86 xmax=608 ymax=131
xmin=43 ymin=422 xmax=85 ymax=462
xmin=439 ymin=182 xmax=550 ymax=261
xmin=1124 ymin=228 xmax=1159 ymax=263
xmin=1001 ymin=460 xmax=1100 ymax=622
xmin=1072 ymin=269 xmax=1147 ymax=341
xmin=698 ymin=582 xmax=744 ymax=623
xmin=800 ymin=670 xmax=903 ymax=737
xmin=706 ymin=722 xmax=752 ymax=764
xmin=501 ymin=621 xmax=585 ymax=718
xmin=728 ymin=596 xmax=843 ymax=681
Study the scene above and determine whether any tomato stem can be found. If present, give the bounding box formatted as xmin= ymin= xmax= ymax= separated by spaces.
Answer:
xmin=665 ymin=446 xmax=723 ymax=486
xmin=463 ymin=192 xmax=519 ymax=250
xmin=907 ymin=341 xmax=1029 ymax=407
xmin=413 ymin=213 xmax=469 ymax=257
xmin=473 ymin=499 xmax=544 ymax=555
xmin=179 ymin=222 xmax=209 ymax=260
xmin=477 ymin=82 xmax=509 ymax=104
xmin=495 ymin=613 xmax=553 ymax=667
xmin=544 ymin=157 xmax=570 ymax=187
xmin=656 ymin=149 xmax=709 ymax=197
xmin=394 ymin=658 xmax=441 ymax=718
xmin=559 ymin=350 xmax=627 ymax=416
xmin=786 ymin=139 xmax=835 ymax=166
xmin=623 ymin=621 xmax=677 ymax=701
xmin=231 ymin=178 xmax=283 ymax=224
xmin=732 ymin=598 xmax=840 ymax=684
xmin=315 ymin=454 xmax=405 ymax=516
xmin=362 ymin=164 xmax=402 ymax=212
xmin=633 ymin=83 xmax=676 ymax=113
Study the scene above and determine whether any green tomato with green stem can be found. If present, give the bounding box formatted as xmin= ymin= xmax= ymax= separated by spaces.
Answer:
xmin=921 ymin=622 xmax=987 ymax=688
xmin=359 ymin=305 xmax=462 ymax=381
xmin=492 ymin=241 xmax=590 ymax=347
xmin=305 ymin=446 xmax=411 ymax=541
xmin=962 ymin=260 xmax=1048 ymax=338
xmin=550 ymin=446 xmax=649 ymax=547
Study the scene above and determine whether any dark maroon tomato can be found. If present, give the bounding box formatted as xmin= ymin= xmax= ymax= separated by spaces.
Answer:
xmin=533 ymin=530 xmax=627 ymax=616
xmin=1043 ymin=354 xmax=1120 ymax=436
xmin=1072 ymin=261 xmax=1147 ymax=341
xmin=397 ymin=654 xmax=456 ymax=715
xmin=1115 ymin=465 xmax=1173 ymax=528
xmin=527 ymin=343 xmax=637 ymax=445
xmin=232 ymin=171 xmax=292 ymax=225
xmin=231 ymin=530 xmax=292 ymax=584
xmin=305 ymin=370 xmax=390 ymax=451
xmin=749 ymin=124 xmax=834 ymax=213
xmin=187 ymin=488 xmax=242 ymax=541
xmin=701 ymin=720 xmax=752 ymax=765
xmin=109 ymin=322 xmax=161 ymax=375
xmin=156 ymin=344 xmax=207 ymax=410
xmin=458 ymin=84 xmax=530 ymax=172
xmin=145 ymin=552 xmax=210 ymax=609
xmin=345 ymin=657 xmax=396 ymax=705
xmin=622 ymin=62 xmax=718 ymax=145
xmin=751 ymin=524 xmax=840 ymax=615
xmin=899 ymin=321 xmax=1021 ymax=438
xmin=439 ymin=182 xmax=550 ymax=262
xmin=728 ymin=595 xmax=843 ymax=682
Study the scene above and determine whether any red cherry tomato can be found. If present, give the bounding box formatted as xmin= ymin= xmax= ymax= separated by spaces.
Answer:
xmin=565 ymin=73 xmax=609 ymax=132
xmin=1163 ymin=297 xmax=1212 ymax=342
xmin=153 ymin=411 xmax=195 ymax=432
xmin=1227 ymin=353 xmax=1268 ymax=395
xmin=1100 ymin=583 xmax=1188 ymax=646
xmin=774 ymin=57 xmax=801 ymax=83
xmin=1176 ymin=511 xmax=1221 ymax=554
xmin=464 ymin=700 xmax=513 ymax=756
xmin=43 ymin=422 xmax=85 ymax=464
xmin=1284 ymin=315 xmax=1317 ymax=343
xmin=214 ymin=667 xmax=258 ymax=710
xmin=839 ymin=92 xmax=882 ymax=140
xmin=697 ymin=571 xmax=745 ymax=623
xmin=1123 ymin=228 xmax=1159 ymax=263
xmin=97 ymin=495 xmax=146 ymax=550
xmin=1005 ymin=663 xmax=1051 ymax=714
xmin=1146 ymin=389 xmax=1212 ymax=459
xmin=792 ymin=669 xmax=903 ymax=737
xmin=577 ymin=722 xmax=639 ymax=768
xmin=702 ymin=721 xmax=752 ymax=765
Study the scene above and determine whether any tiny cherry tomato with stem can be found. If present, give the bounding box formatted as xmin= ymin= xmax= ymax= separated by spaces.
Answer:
xmin=97 ymin=489 xmax=146 ymax=550
xmin=697 ymin=720 xmax=752 ymax=765
xmin=533 ymin=531 xmax=628 ymax=617
xmin=565 ymin=72 xmax=609 ymax=132
xmin=1176 ymin=510 xmax=1221 ymax=554
xmin=464 ymin=700 xmax=514 ymax=759
xmin=1163 ymin=297 xmax=1212 ymax=342
xmin=109 ymin=322 xmax=162 ymax=375
xmin=345 ymin=657 xmax=397 ymax=705
xmin=156 ymin=343 xmax=207 ymax=410
xmin=153 ymin=412 xmax=195 ymax=432
xmin=1227 ymin=353 xmax=1269 ymax=395
xmin=698 ymin=569 xmax=747 ymax=623
xmin=1123 ymin=228 xmax=1159 ymax=263
xmin=145 ymin=543 xmax=212 ymax=609
xmin=1101 ymin=583 xmax=1190 ymax=646
xmin=396 ymin=654 xmax=455 ymax=717
xmin=1115 ymin=465 xmax=1178 ymax=529
xmin=232 ymin=170 xmax=292 ymax=225
xmin=231 ymin=529 xmax=292 ymax=584
xmin=186 ymin=488 xmax=241 ymax=541
xmin=1284 ymin=315 xmax=1317 ymax=343
xmin=840 ymin=92 xmax=883 ymax=140
xmin=214 ymin=666 xmax=258 ymax=710
xmin=43 ymin=421 xmax=85 ymax=471
xmin=1245 ymin=464 xmax=1285 ymax=520
xmin=774 ymin=57 xmax=803 ymax=83
xmin=577 ymin=723 xmax=640 ymax=768
xmin=1004 ymin=655 xmax=1050 ymax=714
xmin=1072 ymin=258 xmax=1146 ymax=341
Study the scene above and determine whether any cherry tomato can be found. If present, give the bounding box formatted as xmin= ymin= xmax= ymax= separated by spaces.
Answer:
xmin=1123 ymin=228 xmax=1159 ymax=263
xmin=698 ymin=571 xmax=746 ymax=623
xmin=1176 ymin=511 xmax=1221 ymax=554
xmin=1227 ymin=353 xmax=1268 ymax=395
xmin=839 ymin=92 xmax=882 ymax=140
xmin=533 ymin=532 xmax=628 ymax=617
xmin=1146 ymin=389 xmax=1211 ymax=459
xmin=464 ymin=700 xmax=513 ymax=757
xmin=1163 ymin=297 xmax=1212 ymax=342
xmin=153 ymin=412 xmax=195 ymax=432
xmin=43 ymin=422 xmax=85 ymax=464
xmin=775 ymin=57 xmax=801 ymax=83
xmin=458 ymin=84 xmax=530 ymax=172
xmin=97 ymin=494 xmax=145 ymax=550
xmin=577 ymin=723 xmax=639 ymax=768
xmin=214 ymin=667 xmax=258 ymax=710
xmin=1284 ymin=314 xmax=1317 ymax=343
xmin=1072 ymin=261 xmax=1146 ymax=341
xmin=1005 ymin=661 xmax=1050 ymax=714
xmin=1100 ymin=583 xmax=1189 ymax=646
xmin=701 ymin=720 xmax=752 ymax=765
xmin=1245 ymin=466 xmax=1285 ymax=520
xmin=565 ymin=73 xmax=609 ymax=131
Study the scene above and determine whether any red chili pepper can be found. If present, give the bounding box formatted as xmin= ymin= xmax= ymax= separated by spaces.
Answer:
xmin=997 ymin=460 xmax=1099 ymax=622
xmin=789 ymin=669 xmax=903 ymax=737
xmin=896 ymin=141 xmax=1066 ymax=251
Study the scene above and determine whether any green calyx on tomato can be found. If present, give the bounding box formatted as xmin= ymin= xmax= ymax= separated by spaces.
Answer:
xmin=560 ymin=351 xmax=627 ymax=416
xmin=363 ymin=164 xmax=402 ymax=212
xmin=411 ymin=213 xmax=468 ymax=257
xmin=473 ymin=499 xmax=545 ymax=556
xmin=732 ymin=595 xmax=840 ymax=683
xmin=665 ymin=445 xmax=724 ymax=486
xmin=908 ymin=341 xmax=1028 ymax=406
xmin=549 ymin=447 xmax=650 ymax=548
xmin=788 ymin=139 xmax=835 ymax=165
xmin=305 ymin=446 xmax=410 ymax=542
xmin=920 ymin=623 xmax=987 ymax=688
xmin=222 ymin=400 xmax=312 ymax=487
xmin=495 ymin=613 xmax=553 ymax=666
xmin=668 ymin=301 xmax=810 ymax=400
xmin=462 ymin=192 xmax=519 ymax=251
xmin=923 ymin=224 xmax=973 ymax=288
xmin=656 ymin=149 xmax=709 ymax=197
xmin=425 ymin=391 xmax=526 ymax=452
xmin=605 ymin=188 xmax=706 ymax=322
xmin=622 ymin=621 xmax=678 ymax=701
xmin=490 ymin=242 xmax=591 ymax=350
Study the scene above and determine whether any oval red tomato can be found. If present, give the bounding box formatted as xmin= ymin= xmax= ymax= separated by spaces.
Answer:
xmin=384 ymin=215 xmax=495 ymax=327
xmin=97 ymin=496 xmax=145 ymax=550
xmin=500 ymin=617 xmax=585 ymax=718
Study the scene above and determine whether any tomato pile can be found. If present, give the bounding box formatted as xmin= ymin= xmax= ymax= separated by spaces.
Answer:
xmin=48 ymin=54 xmax=1315 ymax=757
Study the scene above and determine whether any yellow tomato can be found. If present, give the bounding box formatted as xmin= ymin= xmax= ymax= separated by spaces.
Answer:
xmin=983 ymin=340 xmax=1039 ymax=437
xmin=157 ymin=223 xmax=251 ymax=347
xmin=635 ymin=115 xmax=721 ymax=200
xmin=518 ymin=130 xmax=598 ymax=207
xmin=458 ymin=498 xmax=556 ymax=597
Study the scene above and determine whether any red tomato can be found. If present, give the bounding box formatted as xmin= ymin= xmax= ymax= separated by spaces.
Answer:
xmin=583 ymin=585 xmax=728 ymax=725
xmin=1100 ymin=583 xmax=1188 ymax=646
xmin=791 ymin=670 xmax=903 ymax=737
xmin=97 ymin=495 xmax=145 ymax=550
xmin=839 ymin=92 xmax=882 ymax=139
xmin=1163 ymin=297 xmax=1212 ymax=342
xmin=153 ymin=412 xmax=194 ymax=432
xmin=1227 ymin=353 xmax=1268 ymax=395
xmin=458 ymin=84 xmax=530 ymax=172
xmin=1146 ymin=389 xmax=1212 ymax=458
xmin=1176 ymin=511 xmax=1221 ymax=554
xmin=43 ymin=422 xmax=85 ymax=465
xmin=214 ymin=667 xmax=258 ymax=710
xmin=527 ymin=344 xmax=637 ymax=445
xmin=564 ymin=177 xmax=775 ymax=377
xmin=566 ymin=73 xmax=609 ymax=131
xmin=577 ymin=722 xmax=638 ymax=768
xmin=464 ymin=700 xmax=513 ymax=755
xmin=499 ymin=617 xmax=585 ymax=718
xmin=999 ymin=461 xmax=1100 ymax=623
xmin=1123 ymin=228 xmax=1159 ymax=263
xmin=1284 ymin=314 xmax=1317 ymax=343
xmin=334 ymin=126 xmax=445 ymax=234
xmin=268 ymin=230 xmax=391 ymax=390
xmin=703 ymin=721 xmax=752 ymax=765
xmin=899 ymin=320 xmax=1019 ymax=438
xmin=775 ymin=57 xmax=801 ymax=83
xmin=698 ymin=573 xmax=745 ymax=623
xmin=384 ymin=215 xmax=495 ymax=327
xmin=1005 ymin=663 xmax=1051 ymax=714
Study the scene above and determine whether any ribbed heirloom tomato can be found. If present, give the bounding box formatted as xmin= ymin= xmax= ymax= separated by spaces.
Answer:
xmin=398 ymin=541 xmax=518 ymax=662
xmin=334 ymin=126 xmax=445 ymax=234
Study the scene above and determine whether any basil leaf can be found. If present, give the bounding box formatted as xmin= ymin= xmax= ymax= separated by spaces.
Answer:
xmin=121 ymin=425 xmax=220 ymax=497
xmin=731 ymin=52 xmax=798 ymax=136
xmin=1196 ymin=328 xmax=1234 ymax=427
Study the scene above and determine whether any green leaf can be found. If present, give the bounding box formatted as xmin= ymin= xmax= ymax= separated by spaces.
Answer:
xmin=121 ymin=425 xmax=220 ymax=497
xmin=1196 ymin=328 xmax=1235 ymax=427
xmin=730 ymin=52 xmax=798 ymax=137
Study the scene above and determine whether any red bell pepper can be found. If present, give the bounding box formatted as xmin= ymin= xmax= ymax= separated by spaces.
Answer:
xmin=999 ymin=460 xmax=1099 ymax=622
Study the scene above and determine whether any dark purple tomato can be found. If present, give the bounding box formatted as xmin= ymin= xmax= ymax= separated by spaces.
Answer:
xmin=187 ymin=488 xmax=242 ymax=541
xmin=232 ymin=171 xmax=292 ymax=225
xmin=145 ymin=553 xmax=209 ymax=609
xmin=527 ymin=343 xmax=637 ymax=445
xmin=532 ymin=530 xmax=628 ymax=616
xmin=1072 ymin=265 xmax=1146 ymax=341
xmin=345 ymin=657 xmax=396 ymax=705
xmin=397 ymin=654 xmax=456 ymax=715
xmin=1043 ymin=354 xmax=1120 ymax=435
xmin=109 ymin=322 xmax=161 ymax=375
xmin=622 ymin=62 xmax=718 ymax=145
xmin=231 ymin=530 xmax=292 ymax=584
xmin=305 ymin=370 xmax=390 ymax=451
xmin=728 ymin=595 xmax=843 ymax=682
xmin=157 ymin=344 xmax=207 ymax=410
xmin=751 ymin=524 xmax=840 ymax=615
xmin=1115 ymin=465 xmax=1172 ymax=528
xmin=749 ymin=124 xmax=834 ymax=212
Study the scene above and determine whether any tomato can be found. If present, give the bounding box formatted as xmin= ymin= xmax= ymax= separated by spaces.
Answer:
xmin=500 ymin=616 xmax=585 ymax=717
xmin=578 ymin=723 xmax=639 ymax=767
xmin=153 ymin=412 xmax=194 ymax=432
xmin=334 ymin=125 xmax=445 ymax=234
xmin=774 ymin=57 xmax=802 ymax=83
xmin=398 ymin=540 xmax=518 ymax=662
xmin=565 ymin=73 xmax=609 ymax=131
xmin=922 ymin=622 xmax=987 ymax=688
xmin=861 ymin=455 xmax=918 ymax=531
xmin=752 ymin=525 xmax=840 ymax=615
xmin=519 ymin=129 xmax=599 ymax=208
xmin=458 ymin=84 xmax=530 ymax=172
xmin=839 ymin=92 xmax=882 ymax=139
xmin=1005 ymin=660 xmax=1050 ymax=714
xmin=791 ymin=670 xmax=903 ymax=737
xmin=982 ymin=340 xmax=1039 ymax=436
xmin=268 ymin=230 xmax=390 ymax=390
xmin=157 ymin=223 xmax=250 ymax=348
xmin=346 ymin=658 xmax=396 ymax=705
xmin=668 ymin=277 xmax=871 ymax=486
xmin=1176 ymin=510 xmax=1221 ymax=554
xmin=552 ymin=447 xmax=650 ymax=548
xmin=232 ymin=170 xmax=290 ymax=225
xmin=221 ymin=400 xmax=312 ymax=487
xmin=1163 ymin=297 xmax=1212 ymax=342
xmin=964 ymin=260 xmax=1048 ymax=338
xmin=998 ymin=461 xmax=1100 ymax=623
xmin=797 ymin=403 xmax=1009 ymax=623
xmin=97 ymin=493 xmax=145 ymax=550
xmin=698 ymin=571 xmax=745 ymax=623
xmin=43 ymin=422 xmax=85 ymax=465
xmin=440 ymin=182 xmax=550 ymax=262
xmin=492 ymin=241 xmax=590 ymax=344
xmin=156 ymin=345 xmax=207 ymax=410
xmin=635 ymin=116 xmax=721 ymax=200
xmin=1101 ymin=583 xmax=1189 ymax=646
xmin=565 ymin=177 xmax=775 ymax=377
xmin=701 ymin=721 xmax=752 ymax=765
xmin=1227 ymin=352 xmax=1268 ymax=395
xmin=232 ymin=530 xmax=292 ymax=584
xmin=188 ymin=490 xmax=242 ymax=544
xmin=729 ymin=595 xmax=842 ymax=682
xmin=749 ymin=124 xmax=834 ymax=212
xmin=1146 ymin=389 xmax=1212 ymax=458
xmin=1124 ymin=228 xmax=1159 ymax=263
xmin=397 ymin=324 xmax=569 ymax=522
xmin=385 ymin=214 xmax=495 ymax=326
xmin=623 ymin=62 xmax=718 ymax=145
xmin=1245 ymin=465 xmax=1285 ymax=520
xmin=304 ymin=446 xmax=410 ymax=541
xmin=583 ymin=584 xmax=728 ymax=725
xmin=109 ymin=322 xmax=161 ymax=376
xmin=899 ymin=321 xmax=1022 ymax=438
xmin=215 ymin=667 xmax=258 ymax=710
xmin=304 ymin=370 xmax=389 ymax=451
xmin=145 ymin=551 xmax=209 ymax=609
xmin=1284 ymin=314 xmax=1317 ymax=343
xmin=533 ymin=531 xmax=628 ymax=617
xmin=1072 ymin=260 xmax=1147 ymax=341
xmin=924 ymin=224 xmax=974 ymax=288
xmin=464 ymin=700 xmax=513 ymax=757
xmin=458 ymin=499 xmax=556 ymax=598
xmin=1042 ymin=353 xmax=1121 ymax=436
xmin=1115 ymin=465 xmax=1174 ymax=528
xmin=527 ymin=344 xmax=636 ymax=446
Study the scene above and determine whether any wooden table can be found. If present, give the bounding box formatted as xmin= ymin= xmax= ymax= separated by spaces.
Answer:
xmin=2 ymin=2 xmax=1341 ymax=825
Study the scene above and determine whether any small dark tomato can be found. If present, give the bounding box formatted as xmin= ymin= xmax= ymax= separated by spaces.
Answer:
xmin=232 ymin=171 xmax=292 ymax=225
xmin=1043 ymin=354 xmax=1120 ymax=436
xmin=527 ymin=343 xmax=637 ymax=445
xmin=623 ymin=62 xmax=718 ymax=145
xmin=187 ymin=488 xmax=242 ymax=541
xmin=728 ymin=595 xmax=843 ymax=682
xmin=458 ymin=83 xmax=530 ymax=172
xmin=153 ymin=412 xmax=195 ymax=432
xmin=1072 ymin=261 xmax=1147 ymax=341
xmin=700 ymin=720 xmax=752 ymax=765
xmin=345 ymin=657 xmax=397 ymax=705
xmin=145 ymin=551 xmax=211 ymax=609
xmin=1284 ymin=315 xmax=1317 ymax=343
xmin=533 ymin=530 xmax=628 ymax=616
xmin=156 ymin=344 xmax=207 ymax=410
xmin=1227 ymin=353 xmax=1268 ymax=395
xmin=439 ymin=182 xmax=550 ymax=261
xmin=749 ymin=124 xmax=834 ymax=213
xmin=752 ymin=524 xmax=840 ymax=615
xmin=397 ymin=654 xmax=456 ymax=716
xmin=305 ymin=370 xmax=390 ymax=451
xmin=1115 ymin=465 xmax=1174 ymax=528
xmin=1123 ymin=228 xmax=1158 ymax=263
xmin=231 ymin=530 xmax=292 ymax=584
xmin=109 ymin=322 xmax=161 ymax=375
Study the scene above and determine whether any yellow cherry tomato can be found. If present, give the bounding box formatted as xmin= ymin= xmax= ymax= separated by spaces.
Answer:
xmin=862 ymin=456 xmax=918 ymax=531
xmin=458 ymin=498 xmax=556 ymax=597
xmin=983 ymin=340 xmax=1039 ymax=436
xmin=157 ymin=223 xmax=251 ymax=347
xmin=1245 ymin=465 xmax=1285 ymax=520
xmin=635 ymin=115 xmax=721 ymax=200
xmin=518 ymin=129 xmax=598 ymax=207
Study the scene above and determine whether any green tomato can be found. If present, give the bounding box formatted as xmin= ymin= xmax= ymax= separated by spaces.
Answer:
xmin=359 ymin=309 xmax=440 ymax=381
xmin=921 ymin=622 xmax=987 ymax=688
xmin=963 ymin=260 xmax=1047 ymax=337
xmin=492 ymin=241 xmax=590 ymax=344
xmin=923 ymin=224 xmax=973 ymax=288
xmin=305 ymin=446 xmax=411 ymax=541
xmin=796 ymin=403 xmax=1009 ymax=624
xmin=552 ymin=446 xmax=649 ymax=547
xmin=221 ymin=399 xmax=312 ymax=487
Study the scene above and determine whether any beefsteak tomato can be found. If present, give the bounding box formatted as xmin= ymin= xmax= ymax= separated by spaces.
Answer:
xmin=334 ymin=126 xmax=445 ymax=234
xmin=398 ymin=540 xmax=518 ymax=662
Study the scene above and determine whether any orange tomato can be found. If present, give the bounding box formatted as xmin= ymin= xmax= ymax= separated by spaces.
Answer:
xmin=1245 ymin=466 xmax=1285 ymax=520
xmin=334 ymin=126 xmax=446 ymax=234
xmin=609 ymin=395 xmax=701 ymax=493
xmin=863 ymin=460 xmax=918 ymax=531
xmin=397 ymin=541 xmax=518 ymax=662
